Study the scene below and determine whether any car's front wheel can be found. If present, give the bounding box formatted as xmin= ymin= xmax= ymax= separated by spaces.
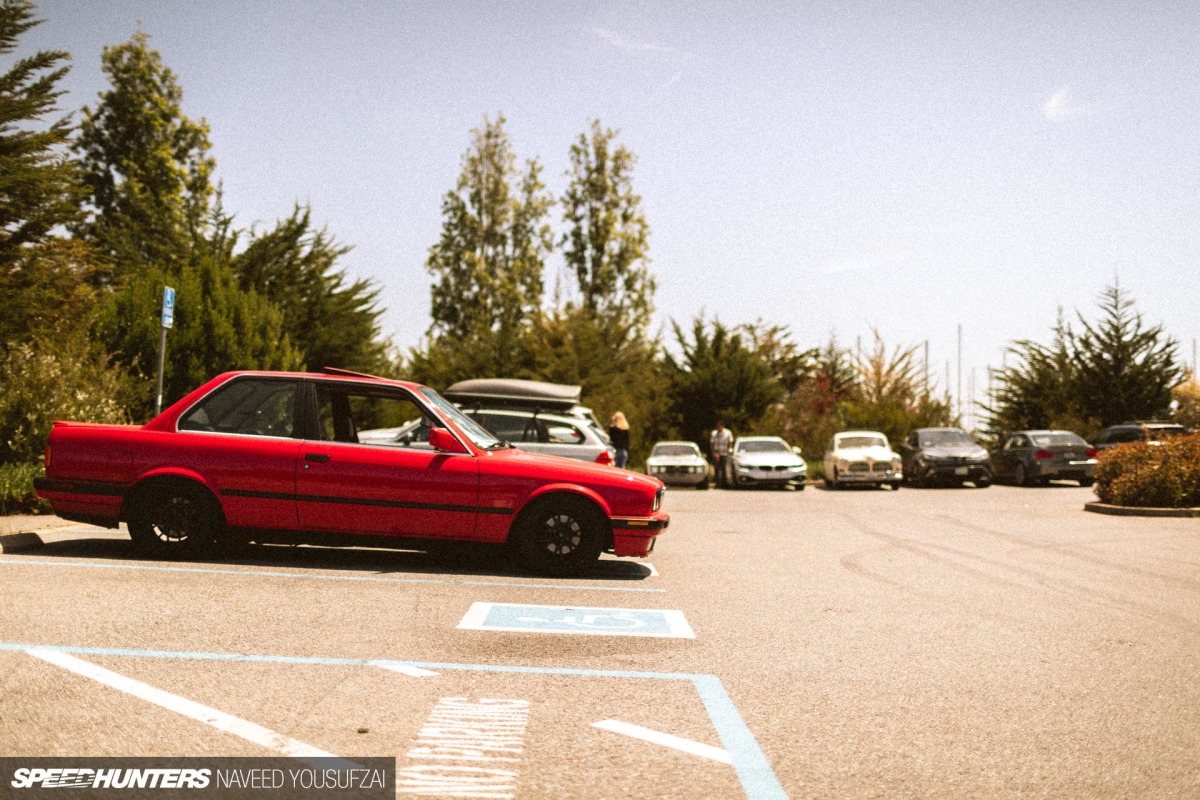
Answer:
xmin=513 ymin=497 xmax=605 ymax=576
xmin=127 ymin=482 xmax=223 ymax=557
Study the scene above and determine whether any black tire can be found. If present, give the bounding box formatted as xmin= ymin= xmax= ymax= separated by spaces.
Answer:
xmin=127 ymin=482 xmax=222 ymax=557
xmin=513 ymin=496 xmax=605 ymax=577
xmin=975 ymin=476 xmax=992 ymax=488
xmin=696 ymin=480 xmax=709 ymax=490
xmin=891 ymin=480 xmax=902 ymax=491
xmin=1079 ymin=478 xmax=1095 ymax=488
xmin=1014 ymin=463 xmax=1030 ymax=487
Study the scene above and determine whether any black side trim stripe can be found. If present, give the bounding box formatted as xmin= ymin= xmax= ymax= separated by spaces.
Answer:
xmin=221 ymin=488 xmax=512 ymax=516
xmin=34 ymin=477 xmax=125 ymax=497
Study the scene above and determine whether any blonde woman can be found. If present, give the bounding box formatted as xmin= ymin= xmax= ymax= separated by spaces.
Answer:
xmin=608 ymin=411 xmax=630 ymax=468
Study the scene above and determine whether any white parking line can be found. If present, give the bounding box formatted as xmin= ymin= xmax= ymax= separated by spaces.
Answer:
xmin=592 ymin=719 xmax=732 ymax=764
xmin=26 ymin=649 xmax=353 ymax=766
xmin=371 ymin=661 xmax=439 ymax=678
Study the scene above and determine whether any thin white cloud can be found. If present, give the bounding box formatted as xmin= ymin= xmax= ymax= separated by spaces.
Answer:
xmin=586 ymin=26 xmax=691 ymax=59
xmin=1043 ymin=87 xmax=1094 ymax=122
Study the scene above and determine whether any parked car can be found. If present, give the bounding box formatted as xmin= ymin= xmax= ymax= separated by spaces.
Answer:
xmin=645 ymin=441 xmax=709 ymax=489
xmin=445 ymin=378 xmax=615 ymax=465
xmin=822 ymin=430 xmax=903 ymax=490
xmin=1091 ymin=421 xmax=1189 ymax=451
xmin=990 ymin=430 xmax=1097 ymax=487
xmin=899 ymin=427 xmax=992 ymax=488
xmin=34 ymin=369 xmax=667 ymax=576
xmin=460 ymin=408 xmax=615 ymax=465
xmin=730 ymin=436 xmax=807 ymax=489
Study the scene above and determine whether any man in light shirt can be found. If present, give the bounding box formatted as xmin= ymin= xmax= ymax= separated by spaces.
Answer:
xmin=710 ymin=420 xmax=733 ymax=489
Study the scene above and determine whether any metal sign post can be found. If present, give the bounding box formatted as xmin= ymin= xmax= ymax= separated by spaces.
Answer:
xmin=154 ymin=287 xmax=175 ymax=416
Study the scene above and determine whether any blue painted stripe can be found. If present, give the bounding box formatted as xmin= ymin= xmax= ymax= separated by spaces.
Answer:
xmin=0 ymin=558 xmax=664 ymax=593
xmin=693 ymin=674 xmax=790 ymax=800
xmin=2 ymin=642 xmax=786 ymax=799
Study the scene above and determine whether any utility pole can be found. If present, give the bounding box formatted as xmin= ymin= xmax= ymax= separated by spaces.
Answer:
xmin=957 ymin=324 xmax=963 ymax=422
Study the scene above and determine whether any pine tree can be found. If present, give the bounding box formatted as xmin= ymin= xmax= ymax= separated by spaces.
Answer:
xmin=0 ymin=0 xmax=82 ymax=268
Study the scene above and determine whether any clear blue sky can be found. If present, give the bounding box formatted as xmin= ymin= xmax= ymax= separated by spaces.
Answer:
xmin=27 ymin=1 xmax=1200 ymax=423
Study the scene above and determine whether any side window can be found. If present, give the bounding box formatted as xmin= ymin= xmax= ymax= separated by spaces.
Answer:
xmin=474 ymin=413 xmax=534 ymax=443
xmin=545 ymin=423 xmax=584 ymax=445
xmin=179 ymin=379 xmax=297 ymax=438
xmin=1115 ymin=429 xmax=1141 ymax=444
xmin=315 ymin=385 xmax=432 ymax=447
xmin=1093 ymin=431 xmax=1110 ymax=445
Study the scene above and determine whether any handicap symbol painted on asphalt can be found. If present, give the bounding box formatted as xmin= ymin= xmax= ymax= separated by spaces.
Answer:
xmin=458 ymin=603 xmax=695 ymax=638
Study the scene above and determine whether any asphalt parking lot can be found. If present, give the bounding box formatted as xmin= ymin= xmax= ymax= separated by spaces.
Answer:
xmin=2 ymin=483 xmax=1198 ymax=799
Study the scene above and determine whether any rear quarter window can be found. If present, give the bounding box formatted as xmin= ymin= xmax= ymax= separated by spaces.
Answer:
xmin=179 ymin=378 xmax=297 ymax=438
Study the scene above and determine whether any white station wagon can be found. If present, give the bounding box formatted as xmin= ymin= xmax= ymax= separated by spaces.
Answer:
xmin=823 ymin=430 xmax=903 ymax=490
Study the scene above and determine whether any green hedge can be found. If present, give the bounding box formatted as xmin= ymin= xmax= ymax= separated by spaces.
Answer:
xmin=0 ymin=462 xmax=50 ymax=515
xmin=1094 ymin=434 xmax=1200 ymax=508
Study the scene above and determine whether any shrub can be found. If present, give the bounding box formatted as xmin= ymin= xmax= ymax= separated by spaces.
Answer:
xmin=1094 ymin=433 xmax=1200 ymax=508
xmin=0 ymin=462 xmax=49 ymax=515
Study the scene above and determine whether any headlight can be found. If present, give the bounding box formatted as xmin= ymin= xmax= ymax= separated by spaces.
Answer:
xmin=653 ymin=487 xmax=664 ymax=511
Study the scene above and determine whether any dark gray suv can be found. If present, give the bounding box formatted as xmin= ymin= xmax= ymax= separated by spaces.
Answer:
xmin=1091 ymin=422 xmax=1189 ymax=451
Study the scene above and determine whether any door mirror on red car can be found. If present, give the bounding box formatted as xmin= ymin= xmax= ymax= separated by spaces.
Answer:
xmin=429 ymin=427 xmax=467 ymax=454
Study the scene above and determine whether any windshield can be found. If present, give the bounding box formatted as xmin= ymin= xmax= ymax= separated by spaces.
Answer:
xmin=420 ymin=387 xmax=501 ymax=449
xmin=738 ymin=439 xmax=790 ymax=454
xmin=839 ymin=436 xmax=887 ymax=449
xmin=1030 ymin=432 xmax=1087 ymax=447
xmin=653 ymin=444 xmax=700 ymax=458
xmin=920 ymin=429 xmax=974 ymax=447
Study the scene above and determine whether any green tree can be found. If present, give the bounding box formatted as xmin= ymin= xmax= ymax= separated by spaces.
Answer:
xmin=233 ymin=205 xmax=384 ymax=372
xmin=838 ymin=331 xmax=954 ymax=447
xmin=664 ymin=316 xmax=778 ymax=448
xmin=985 ymin=311 xmax=1090 ymax=436
xmin=425 ymin=114 xmax=552 ymax=376
xmin=560 ymin=120 xmax=653 ymax=326
xmin=94 ymin=251 xmax=301 ymax=417
xmin=0 ymin=0 xmax=82 ymax=269
xmin=1068 ymin=284 xmax=1180 ymax=427
xmin=73 ymin=30 xmax=214 ymax=279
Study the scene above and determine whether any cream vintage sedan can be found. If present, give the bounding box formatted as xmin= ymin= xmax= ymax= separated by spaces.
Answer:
xmin=822 ymin=430 xmax=903 ymax=490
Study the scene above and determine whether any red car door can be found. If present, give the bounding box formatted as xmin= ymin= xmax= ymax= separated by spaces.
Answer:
xmin=294 ymin=382 xmax=480 ymax=539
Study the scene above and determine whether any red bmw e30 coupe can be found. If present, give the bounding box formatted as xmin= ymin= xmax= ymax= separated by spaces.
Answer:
xmin=35 ymin=369 xmax=668 ymax=576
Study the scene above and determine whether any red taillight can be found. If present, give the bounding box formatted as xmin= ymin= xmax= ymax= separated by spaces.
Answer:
xmin=44 ymin=443 xmax=52 ymax=469
xmin=595 ymin=451 xmax=613 ymax=465
xmin=1034 ymin=449 xmax=1055 ymax=460
xmin=1085 ymin=448 xmax=1098 ymax=459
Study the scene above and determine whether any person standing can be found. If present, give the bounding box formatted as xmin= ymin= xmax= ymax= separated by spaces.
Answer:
xmin=608 ymin=411 xmax=631 ymax=469
xmin=710 ymin=420 xmax=733 ymax=488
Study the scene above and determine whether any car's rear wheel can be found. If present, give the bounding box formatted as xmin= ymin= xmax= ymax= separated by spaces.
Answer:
xmin=128 ymin=482 xmax=222 ymax=557
xmin=513 ymin=497 xmax=605 ymax=576
xmin=1015 ymin=463 xmax=1032 ymax=487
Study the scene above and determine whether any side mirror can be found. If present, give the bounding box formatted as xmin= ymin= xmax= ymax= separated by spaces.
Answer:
xmin=428 ymin=427 xmax=467 ymax=454
xmin=793 ymin=446 xmax=803 ymax=457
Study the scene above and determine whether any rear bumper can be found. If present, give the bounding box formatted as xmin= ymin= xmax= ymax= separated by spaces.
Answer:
xmin=34 ymin=476 xmax=124 ymax=525
xmin=611 ymin=511 xmax=669 ymax=557
xmin=1031 ymin=462 xmax=1097 ymax=479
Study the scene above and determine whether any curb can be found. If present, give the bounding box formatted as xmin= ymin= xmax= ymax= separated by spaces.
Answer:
xmin=0 ymin=532 xmax=45 ymax=553
xmin=1084 ymin=502 xmax=1200 ymax=518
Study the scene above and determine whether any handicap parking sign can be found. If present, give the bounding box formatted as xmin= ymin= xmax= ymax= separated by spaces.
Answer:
xmin=458 ymin=602 xmax=695 ymax=639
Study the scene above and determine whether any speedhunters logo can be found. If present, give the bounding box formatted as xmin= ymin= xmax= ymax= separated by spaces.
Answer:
xmin=0 ymin=758 xmax=394 ymax=798
xmin=11 ymin=768 xmax=210 ymax=789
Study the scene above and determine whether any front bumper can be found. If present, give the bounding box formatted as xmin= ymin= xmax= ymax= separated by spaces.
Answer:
xmin=734 ymin=468 xmax=806 ymax=486
xmin=647 ymin=467 xmax=708 ymax=486
xmin=610 ymin=511 xmax=669 ymax=557
xmin=836 ymin=467 xmax=901 ymax=483
xmin=920 ymin=462 xmax=991 ymax=483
